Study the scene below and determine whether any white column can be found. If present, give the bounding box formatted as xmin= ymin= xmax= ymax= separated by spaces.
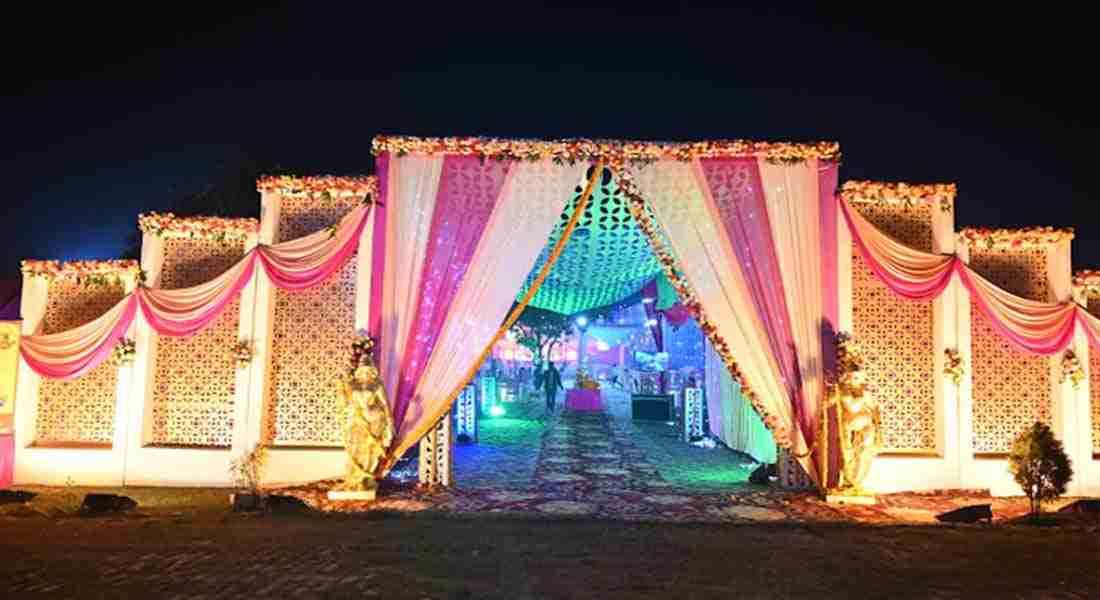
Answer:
xmin=125 ymin=234 xmax=164 ymax=474
xmin=243 ymin=192 xmax=281 ymax=454
xmin=1046 ymin=240 xmax=1084 ymax=495
xmin=1072 ymin=286 xmax=1096 ymax=496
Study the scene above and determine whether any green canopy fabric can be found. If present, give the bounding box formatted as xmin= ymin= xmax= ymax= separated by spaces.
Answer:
xmin=516 ymin=167 xmax=663 ymax=315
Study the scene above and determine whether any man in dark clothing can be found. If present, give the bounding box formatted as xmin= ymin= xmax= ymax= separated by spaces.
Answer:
xmin=543 ymin=363 xmax=564 ymax=412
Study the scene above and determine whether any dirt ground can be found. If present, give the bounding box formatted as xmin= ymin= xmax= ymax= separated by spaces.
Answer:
xmin=2 ymin=487 xmax=1099 ymax=599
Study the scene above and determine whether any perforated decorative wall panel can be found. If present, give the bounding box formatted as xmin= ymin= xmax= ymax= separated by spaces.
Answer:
xmin=36 ymin=280 xmax=126 ymax=445
xmin=149 ymin=238 xmax=245 ymax=447
xmin=851 ymin=203 xmax=936 ymax=452
xmin=265 ymin=195 xmax=358 ymax=446
xmin=1088 ymin=296 xmax=1100 ymax=455
xmin=969 ymin=246 xmax=1051 ymax=454
xmin=517 ymin=167 xmax=663 ymax=314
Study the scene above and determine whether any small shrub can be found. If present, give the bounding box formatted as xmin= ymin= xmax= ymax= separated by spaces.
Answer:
xmin=1007 ymin=422 xmax=1073 ymax=516
xmin=229 ymin=443 xmax=269 ymax=494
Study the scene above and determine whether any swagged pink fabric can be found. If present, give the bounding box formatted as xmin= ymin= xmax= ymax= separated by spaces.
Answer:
xmin=21 ymin=198 xmax=372 ymax=380
xmin=389 ymin=156 xmax=512 ymax=433
xmin=20 ymin=294 xmax=139 ymax=380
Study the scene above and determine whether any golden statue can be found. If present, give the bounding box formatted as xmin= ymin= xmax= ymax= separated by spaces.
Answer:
xmin=821 ymin=333 xmax=882 ymax=500
xmin=332 ymin=356 xmax=394 ymax=496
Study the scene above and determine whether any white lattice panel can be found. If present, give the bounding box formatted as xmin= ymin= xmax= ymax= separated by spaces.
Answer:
xmin=851 ymin=203 xmax=937 ymax=453
xmin=969 ymin=246 xmax=1051 ymax=454
xmin=265 ymin=195 xmax=359 ymax=446
xmin=36 ymin=280 xmax=125 ymax=445
xmin=149 ymin=238 xmax=245 ymax=447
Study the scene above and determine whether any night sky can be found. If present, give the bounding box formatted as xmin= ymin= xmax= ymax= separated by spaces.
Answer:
xmin=2 ymin=3 xmax=1095 ymax=280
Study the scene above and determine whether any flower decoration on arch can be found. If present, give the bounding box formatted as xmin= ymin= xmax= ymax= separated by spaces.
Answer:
xmin=958 ymin=226 xmax=1074 ymax=250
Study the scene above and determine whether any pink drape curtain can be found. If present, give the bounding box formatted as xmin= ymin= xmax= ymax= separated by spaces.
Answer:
xmin=21 ymin=201 xmax=373 ymax=380
xmin=390 ymin=156 xmax=511 ymax=431
xmin=697 ymin=158 xmax=806 ymax=439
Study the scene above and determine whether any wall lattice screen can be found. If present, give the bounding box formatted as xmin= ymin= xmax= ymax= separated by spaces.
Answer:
xmin=149 ymin=238 xmax=245 ymax=447
xmin=968 ymin=246 xmax=1052 ymax=455
xmin=851 ymin=203 xmax=937 ymax=453
xmin=1088 ymin=297 xmax=1100 ymax=456
xmin=264 ymin=196 xmax=358 ymax=446
xmin=36 ymin=280 xmax=126 ymax=445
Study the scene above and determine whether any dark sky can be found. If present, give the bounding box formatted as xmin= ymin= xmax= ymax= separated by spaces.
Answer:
xmin=2 ymin=2 xmax=1095 ymax=279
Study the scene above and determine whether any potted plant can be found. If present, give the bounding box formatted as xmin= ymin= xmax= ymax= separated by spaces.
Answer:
xmin=229 ymin=443 xmax=269 ymax=512
xmin=1007 ymin=422 xmax=1073 ymax=521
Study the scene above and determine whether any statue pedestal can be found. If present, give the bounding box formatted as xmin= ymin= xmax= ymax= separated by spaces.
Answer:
xmin=327 ymin=487 xmax=377 ymax=502
xmin=825 ymin=492 xmax=877 ymax=506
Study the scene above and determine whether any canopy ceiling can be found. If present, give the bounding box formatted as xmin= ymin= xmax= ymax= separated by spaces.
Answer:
xmin=516 ymin=167 xmax=663 ymax=314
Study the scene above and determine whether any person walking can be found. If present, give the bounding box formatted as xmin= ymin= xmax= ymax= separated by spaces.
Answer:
xmin=543 ymin=362 xmax=563 ymax=412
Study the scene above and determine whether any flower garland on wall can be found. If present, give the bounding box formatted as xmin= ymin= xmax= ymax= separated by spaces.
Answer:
xmin=21 ymin=259 xmax=141 ymax=287
xmin=1061 ymin=350 xmax=1085 ymax=389
xmin=109 ymin=338 xmax=136 ymax=367
xmin=233 ymin=340 xmax=252 ymax=367
xmin=943 ymin=348 xmax=965 ymax=386
xmin=138 ymin=212 xmax=258 ymax=242
xmin=256 ymin=175 xmax=378 ymax=201
xmin=957 ymin=226 xmax=1074 ymax=249
xmin=840 ymin=181 xmax=956 ymax=213
xmin=1072 ymin=270 xmax=1100 ymax=297
xmin=371 ymin=135 xmax=841 ymax=166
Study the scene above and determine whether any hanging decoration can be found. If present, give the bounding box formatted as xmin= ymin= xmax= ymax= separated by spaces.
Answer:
xmin=840 ymin=181 xmax=956 ymax=208
xmin=108 ymin=338 xmax=136 ymax=367
xmin=943 ymin=348 xmax=965 ymax=386
xmin=1061 ymin=350 xmax=1085 ymax=389
xmin=232 ymin=340 xmax=252 ymax=367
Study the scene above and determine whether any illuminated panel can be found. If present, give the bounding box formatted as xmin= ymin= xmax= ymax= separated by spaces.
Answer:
xmin=850 ymin=203 xmax=937 ymax=453
xmin=265 ymin=195 xmax=358 ymax=446
xmin=36 ymin=280 xmax=125 ymax=445
xmin=968 ymin=246 xmax=1051 ymax=455
xmin=149 ymin=238 xmax=245 ymax=447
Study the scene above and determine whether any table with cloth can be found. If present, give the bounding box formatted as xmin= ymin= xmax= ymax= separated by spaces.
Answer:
xmin=565 ymin=388 xmax=603 ymax=411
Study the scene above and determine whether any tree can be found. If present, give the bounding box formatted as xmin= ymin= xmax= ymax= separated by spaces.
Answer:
xmin=509 ymin=305 xmax=571 ymax=367
xmin=1007 ymin=422 xmax=1073 ymax=516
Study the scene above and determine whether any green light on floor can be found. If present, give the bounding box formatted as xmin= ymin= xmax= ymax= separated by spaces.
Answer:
xmin=489 ymin=405 xmax=506 ymax=417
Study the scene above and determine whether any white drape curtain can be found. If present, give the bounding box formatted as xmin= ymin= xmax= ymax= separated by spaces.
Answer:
xmin=756 ymin=158 xmax=826 ymax=447
xmin=631 ymin=160 xmax=806 ymax=463
xmin=377 ymin=155 xmax=444 ymax=399
xmin=705 ymin=341 xmax=778 ymax=464
xmin=390 ymin=159 xmax=588 ymax=456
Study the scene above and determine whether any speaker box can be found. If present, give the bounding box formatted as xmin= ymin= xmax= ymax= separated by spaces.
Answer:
xmin=632 ymin=394 xmax=673 ymax=421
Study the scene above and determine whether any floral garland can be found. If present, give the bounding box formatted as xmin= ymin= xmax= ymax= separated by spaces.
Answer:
xmin=256 ymin=175 xmax=377 ymax=200
xmin=138 ymin=212 xmax=258 ymax=242
xmin=943 ymin=348 xmax=965 ymax=386
xmin=957 ymin=226 xmax=1074 ymax=249
xmin=351 ymin=332 xmax=376 ymax=368
xmin=1061 ymin=350 xmax=1085 ymax=389
xmin=840 ymin=181 xmax=956 ymax=212
xmin=1072 ymin=270 xmax=1100 ymax=296
xmin=233 ymin=340 xmax=252 ymax=367
xmin=21 ymin=259 xmax=141 ymax=286
xmin=109 ymin=338 xmax=136 ymax=367
xmin=371 ymin=134 xmax=841 ymax=165
xmin=618 ymin=162 xmax=792 ymax=449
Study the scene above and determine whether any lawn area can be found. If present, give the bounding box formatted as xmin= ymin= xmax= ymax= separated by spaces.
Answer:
xmin=2 ymin=486 xmax=1098 ymax=599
